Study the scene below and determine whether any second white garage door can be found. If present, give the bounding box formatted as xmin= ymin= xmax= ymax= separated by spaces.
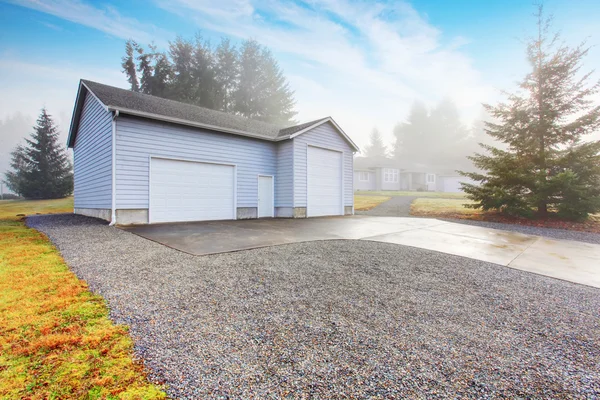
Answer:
xmin=307 ymin=146 xmax=343 ymax=217
xmin=150 ymin=158 xmax=235 ymax=223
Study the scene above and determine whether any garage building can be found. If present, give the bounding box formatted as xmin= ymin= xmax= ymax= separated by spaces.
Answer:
xmin=68 ymin=80 xmax=358 ymax=224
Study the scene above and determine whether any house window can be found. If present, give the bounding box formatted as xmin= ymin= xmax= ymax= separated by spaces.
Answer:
xmin=426 ymin=174 xmax=436 ymax=183
xmin=384 ymin=168 xmax=398 ymax=183
xmin=359 ymin=172 xmax=369 ymax=182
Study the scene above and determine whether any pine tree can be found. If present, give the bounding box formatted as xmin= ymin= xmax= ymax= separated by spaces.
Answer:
xmin=363 ymin=128 xmax=388 ymax=158
xmin=4 ymin=109 xmax=73 ymax=199
xmin=214 ymin=38 xmax=239 ymax=113
xmin=137 ymin=43 xmax=154 ymax=94
xmin=121 ymin=40 xmax=139 ymax=92
xmin=393 ymin=101 xmax=430 ymax=162
xmin=460 ymin=6 xmax=600 ymax=220
xmin=121 ymin=36 xmax=297 ymax=124
xmin=169 ymin=36 xmax=196 ymax=103
xmin=234 ymin=40 xmax=296 ymax=124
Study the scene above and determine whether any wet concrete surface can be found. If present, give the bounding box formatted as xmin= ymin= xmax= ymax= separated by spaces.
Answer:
xmin=122 ymin=216 xmax=600 ymax=288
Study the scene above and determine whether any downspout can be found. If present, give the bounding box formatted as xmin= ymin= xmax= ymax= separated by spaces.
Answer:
xmin=109 ymin=110 xmax=119 ymax=225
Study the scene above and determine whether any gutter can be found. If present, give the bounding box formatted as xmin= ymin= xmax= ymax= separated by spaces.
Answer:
xmin=110 ymin=110 xmax=119 ymax=225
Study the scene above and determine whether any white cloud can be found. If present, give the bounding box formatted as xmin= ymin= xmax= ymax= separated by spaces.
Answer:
xmin=158 ymin=0 xmax=495 ymax=149
xmin=7 ymin=0 xmax=173 ymax=46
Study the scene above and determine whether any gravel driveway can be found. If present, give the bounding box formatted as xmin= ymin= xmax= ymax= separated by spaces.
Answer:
xmin=29 ymin=214 xmax=600 ymax=399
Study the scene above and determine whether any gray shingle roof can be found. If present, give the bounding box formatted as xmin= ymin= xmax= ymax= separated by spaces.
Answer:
xmin=82 ymin=80 xmax=283 ymax=140
xmin=69 ymin=80 xmax=358 ymax=151
xmin=276 ymin=117 xmax=329 ymax=138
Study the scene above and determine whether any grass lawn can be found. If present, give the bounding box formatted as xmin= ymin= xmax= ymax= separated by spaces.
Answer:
xmin=410 ymin=198 xmax=480 ymax=216
xmin=411 ymin=197 xmax=600 ymax=233
xmin=355 ymin=190 xmax=467 ymax=199
xmin=354 ymin=195 xmax=390 ymax=211
xmin=0 ymin=198 xmax=165 ymax=398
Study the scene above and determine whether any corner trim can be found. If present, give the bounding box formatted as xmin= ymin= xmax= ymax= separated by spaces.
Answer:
xmin=109 ymin=110 xmax=119 ymax=226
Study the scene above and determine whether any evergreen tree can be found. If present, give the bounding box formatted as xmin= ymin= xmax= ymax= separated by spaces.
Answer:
xmin=137 ymin=43 xmax=154 ymax=94
xmin=168 ymin=36 xmax=197 ymax=103
xmin=121 ymin=40 xmax=139 ymax=92
xmin=393 ymin=101 xmax=430 ymax=163
xmin=234 ymin=40 xmax=296 ymax=124
xmin=4 ymin=109 xmax=73 ymax=199
xmin=460 ymin=6 xmax=600 ymax=220
xmin=149 ymin=46 xmax=171 ymax=98
xmin=121 ymin=35 xmax=297 ymax=124
xmin=363 ymin=128 xmax=388 ymax=158
xmin=189 ymin=35 xmax=218 ymax=109
xmin=214 ymin=38 xmax=239 ymax=113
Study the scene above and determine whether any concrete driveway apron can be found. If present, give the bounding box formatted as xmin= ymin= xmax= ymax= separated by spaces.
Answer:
xmin=123 ymin=216 xmax=600 ymax=288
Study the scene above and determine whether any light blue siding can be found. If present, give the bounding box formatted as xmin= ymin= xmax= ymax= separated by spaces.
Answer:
xmin=275 ymin=140 xmax=293 ymax=207
xmin=354 ymin=171 xmax=376 ymax=191
xmin=115 ymin=116 xmax=277 ymax=209
xmin=293 ymin=122 xmax=354 ymax=207
xmin=73 ymin=92 xmax=112 ymax=209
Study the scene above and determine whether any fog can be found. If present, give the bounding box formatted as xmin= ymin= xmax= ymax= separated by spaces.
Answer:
xmin=1 ymin=0 xmax=599 ymax=188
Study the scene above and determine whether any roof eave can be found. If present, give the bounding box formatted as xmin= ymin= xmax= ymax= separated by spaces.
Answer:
xmin=106 ymin=106 xmax=279 ymax=142
xmin=287 ymin=117 xmax=360 ymax=152
xmin=67 ymin=82 xmax=86 ymax=148
xmin=67 ymin=80 xmax=111 ymax=148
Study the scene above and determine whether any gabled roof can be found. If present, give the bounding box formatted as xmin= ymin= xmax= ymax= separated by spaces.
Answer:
xmin=68 ymin=80 xmax=359 ymax=151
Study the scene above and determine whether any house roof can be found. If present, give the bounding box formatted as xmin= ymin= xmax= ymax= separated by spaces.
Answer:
xmin=68 ymin=80 xmax=359 ymax=151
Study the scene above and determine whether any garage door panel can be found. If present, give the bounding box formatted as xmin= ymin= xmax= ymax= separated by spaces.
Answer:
xmin=150 ymin=158 xmax=235 ymax=223
xmin=307 ymin=146 xmax=343 ymax=217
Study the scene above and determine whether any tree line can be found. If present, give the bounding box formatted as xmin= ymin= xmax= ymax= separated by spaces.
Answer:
xmin=121 ymin=35 xmax=297 ymax=125
xmin=362 ymin=98 xmax=486 ymax=171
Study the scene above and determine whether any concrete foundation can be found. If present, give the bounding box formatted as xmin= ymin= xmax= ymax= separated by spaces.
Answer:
xmin=293 ymin=207 xmax=307 ymax=218
xmin=344 ymin=206 xmax=354 ymax=215
xmin=74 ymin=208 xmax=111 ymax=222
xmin=275 ymin=207 xmax=293 ymax=218
xmin=236 ymin=207 xmax=257 ymax=219
xmin=116 ymin=209 xmax=149 ymax=225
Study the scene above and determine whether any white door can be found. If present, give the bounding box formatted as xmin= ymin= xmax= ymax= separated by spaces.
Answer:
xmin=258 ymin=175 xmax=274 ymax=218
xmin=150 ymin=158 xmax=235 ymax=223
xmin=307 ymin=146 xmax=343 ymax=217
xmin=426 ymin=174 xmax=436 ymax=191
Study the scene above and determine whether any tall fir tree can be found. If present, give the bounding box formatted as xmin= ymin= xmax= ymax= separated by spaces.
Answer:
xmin=4 ymin=109 xmax=73 ymax=199
xmin=363 ymin=128 xmax=388 ymax=158
xmin=214 ymin=38 xmax=239 ymax=113
xmin=393 ymin=101 xmax=430 ymax=163
xmin=122 ymin=35 xmax=297 ymax=124
xmin=234 ymin=40 xmax=297 ymax=124
xmin=121 ymin=40 xmax=139 ymax=92
xmin=460 ymin=6 xmax=600 ymax=220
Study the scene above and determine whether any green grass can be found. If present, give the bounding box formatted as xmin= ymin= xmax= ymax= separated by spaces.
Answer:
xmin=0 ymin=197 xmax=74 ymax=220
xmin=356 ymin=190 xmax=467 ymax=199
xmin=0 ymin=198 xmax=165 ymax=399
xmin=354 ymin=195 xmax=391 ymax=211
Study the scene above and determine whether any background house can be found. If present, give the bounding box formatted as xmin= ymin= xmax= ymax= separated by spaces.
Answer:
xmin=353 ymin=156 xmax=474 ymax=193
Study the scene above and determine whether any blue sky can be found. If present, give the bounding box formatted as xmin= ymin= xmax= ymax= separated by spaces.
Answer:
xmin=1 ymin=0 xmax=599 ymax=178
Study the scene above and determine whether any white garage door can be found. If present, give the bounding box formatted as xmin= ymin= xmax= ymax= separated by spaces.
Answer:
xmin=150 ymin=158 xmax=235 ymax=223
xmin=442 ymin=176 xmax=463 ymax=193
xmin=307 ymin=146 xmax=343 ymax=217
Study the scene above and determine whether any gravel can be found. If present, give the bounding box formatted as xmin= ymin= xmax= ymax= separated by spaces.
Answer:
xmin=356 ymin=196 xmax=419 ymax=217
xmin=443 ymin=218 xmax=600 ymax=245
xmin=29 ymin=214 xmax=600 ymax=399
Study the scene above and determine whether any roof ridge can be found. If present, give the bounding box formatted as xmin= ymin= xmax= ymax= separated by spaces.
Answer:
xmin=80 ymin=79 xmax=283 ymax=130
